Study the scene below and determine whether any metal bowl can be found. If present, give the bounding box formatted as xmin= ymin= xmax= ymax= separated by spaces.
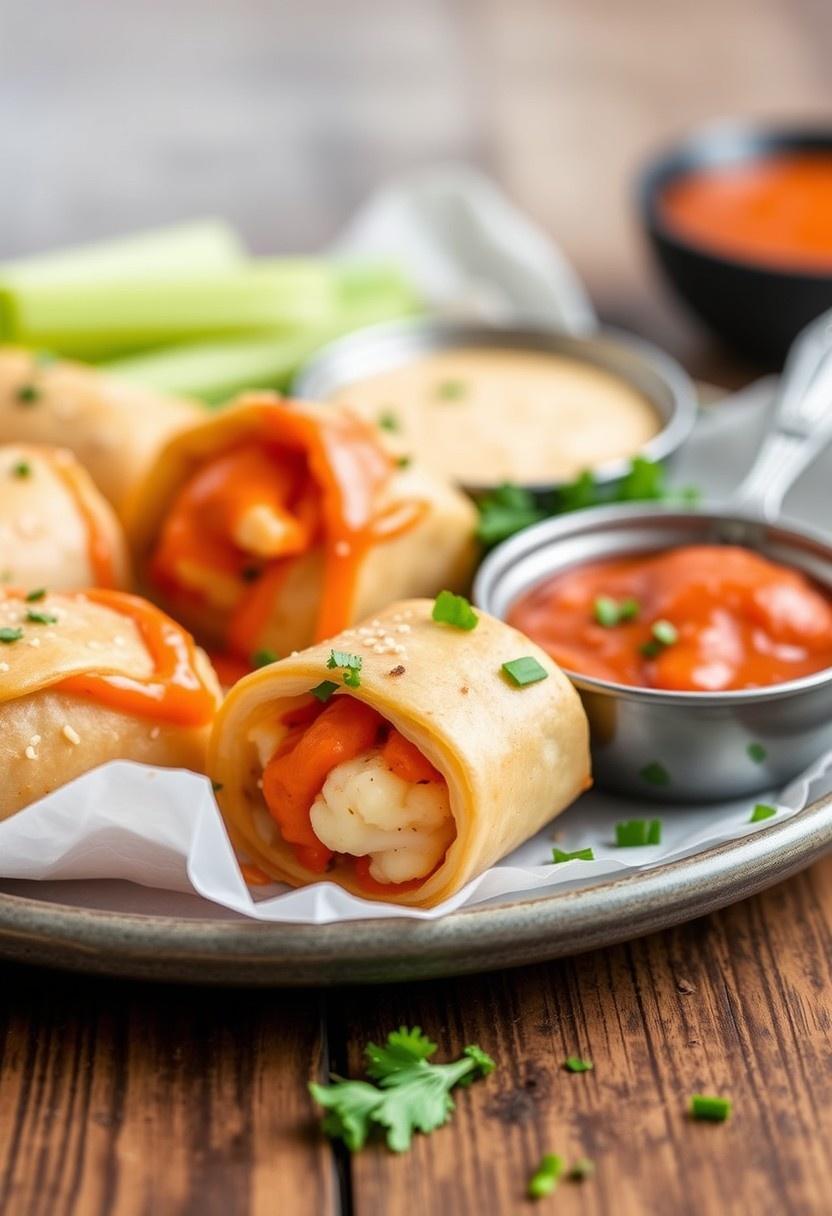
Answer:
xmin=474 ymin=503 xmax=832 ymax=803
xmin=292 ymin=318 xmax=698 ymax=496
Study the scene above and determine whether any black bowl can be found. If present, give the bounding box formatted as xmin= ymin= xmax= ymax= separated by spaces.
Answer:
xmin=639 ymin=122 xmax=832 ymax=363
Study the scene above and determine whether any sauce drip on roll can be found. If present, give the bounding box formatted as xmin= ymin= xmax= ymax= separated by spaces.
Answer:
xmin=147 ymin=403 xmax=425 ymax=665
xmin=509 ymin=545 xmax=832 ymax=692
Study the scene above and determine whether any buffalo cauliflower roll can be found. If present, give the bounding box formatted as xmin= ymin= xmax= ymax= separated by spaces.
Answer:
xmin=209 ymin=597 xmax=590 ymax=907
xmin=0 ymin=588 xmax=220 ymax=819
xmin=0 ymin=443 xmax=130 ymax=591
xmin=0 ymin=347 xmax=199 ymax=514
xmin=127 ymin=395 xmax=477 ymax=676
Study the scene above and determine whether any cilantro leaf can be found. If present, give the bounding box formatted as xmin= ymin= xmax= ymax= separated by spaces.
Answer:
xmin=432 ymin=589 xmax=478 ymax=631
xmin=310 ymin=1031 xmax=495 ymax=1153
xmin=365 ymin=1025 xmax=437 ymax=1079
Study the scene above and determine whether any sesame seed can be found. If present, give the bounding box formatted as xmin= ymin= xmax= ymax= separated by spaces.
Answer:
xmin=27 ymin=637 xmax=41 ymax=647
xmin=62 ymin=724 xmax=81 ymax=745
xmin=30 ymin=734 xmax=41 ymax=746
xmin=0 ymin=662 xmax=8 ymax=672
xmin=149 ymin=726 xmax=160 ymax=740
xmin=372 ymin=644 xmax=386 ymax=654
xmin=24 ymin=745 xmax=37 ymax=760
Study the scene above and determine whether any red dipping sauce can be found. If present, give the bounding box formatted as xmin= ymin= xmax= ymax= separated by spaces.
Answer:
xmin=659 ymin=152 xmax=832 ymax=271
xmin=508 ymin=545 xmax=832 ymax=693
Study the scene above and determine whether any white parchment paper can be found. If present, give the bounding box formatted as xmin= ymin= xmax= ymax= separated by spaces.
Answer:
xmin=0 ymin=169 xmax=829 ymax=923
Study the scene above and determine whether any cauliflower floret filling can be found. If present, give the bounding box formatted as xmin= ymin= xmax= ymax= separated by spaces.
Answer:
xmin=309 ymin=751 xmax=454 ymax=884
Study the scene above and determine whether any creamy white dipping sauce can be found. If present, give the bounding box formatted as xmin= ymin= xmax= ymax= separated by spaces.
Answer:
xmin=328 ymin=347 xmax=661 ymax=485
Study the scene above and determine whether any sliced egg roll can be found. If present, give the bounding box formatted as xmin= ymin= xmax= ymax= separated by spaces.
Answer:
xmin=127 ymin=395 xmax=478 ymax=675
xmin=0 ymin=588 xmax=220 ymax=819
xmin=209 ymin=598 xmax=590 ymax=907
xmin=0 ymin=443 xmax=130 ymax=591
xmin=0 ymin=348 xmax=199 ymax=514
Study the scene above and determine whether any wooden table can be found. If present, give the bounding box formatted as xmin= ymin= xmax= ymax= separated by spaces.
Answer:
xmin=1 ymin=1 xmax=832 ymax=1212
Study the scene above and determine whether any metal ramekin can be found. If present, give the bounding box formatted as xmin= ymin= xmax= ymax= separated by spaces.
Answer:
xmin=475 ymin=503 xmax=832 ymax=802
xmin=292 ymin=318 xmax=698 ymax=495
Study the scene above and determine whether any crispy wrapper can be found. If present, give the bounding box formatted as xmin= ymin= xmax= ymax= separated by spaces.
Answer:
xmin=127 ymin=395 xmax=479 ymax=660
xmin=0 ymin=589 xmax=220 ymax=819
xmin=0 ymin=348 xmax=199 ymax=514
xmin=210 ymin=598 xmax=590 ymax=907
xmin=0 ymin=443 xmax=130 ymax=590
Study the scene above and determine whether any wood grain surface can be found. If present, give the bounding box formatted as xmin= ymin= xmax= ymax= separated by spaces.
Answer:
xmin=1 ymin=0 xmax=832 ymax=1213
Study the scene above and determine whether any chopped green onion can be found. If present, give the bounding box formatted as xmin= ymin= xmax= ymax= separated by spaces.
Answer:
xmin=641 ymin=619 xmax=678 ymax=657
xmin=26 ymin=609 xmax=58 ymax=625
xmin=431 ymin=589 xmax=478 ymax=631
xmin=615 ymin=818 xmax=662 ymax=847
xmin=16 ymin=384 xmax=40 ymax=404
xmin=377 ymin=411 xmax=399 ymax=432
xmin=689 ymin=1094 xmax=731 ymax=1122
xmin=593 ymin=595 xmax=640 ymax=628
xmin=593 ymin=595 xmax=620 ymax=628
xmin=569 ymin=1158 xmax=595 ymax=1181
xmin=502 ymin=656 xmax=549 ymax=687
xmin=749 ymin=803 xmax=777 ymax=823
xmin=747 ymin=742 xmax=767 ymax=764
xmin=436 ymin=378 xmax=466 ymax=400
xmin=310 ymin=679 xmax=339 ymax=703
xmin=25 ymin=588 xmax=46 ymax=601
xmin=11 ymin=460 xmax=31 ymax=478
xmin=563 ymin=1056 xmax=593 ymax=1073
xmin=528 ymin=1154 xmax=564 ymax=1199
xmin=251 ymin=649 xmax=279 ymax=669
xmin=640 ymin=761 xmax=670 ymax=787
xmin=396 ymin=455 xmax=412 ymax=469
xmin=0 ymin=627 xmax=23 ymax=643
xmin=553 ymin=846 xmax=595 ymax=863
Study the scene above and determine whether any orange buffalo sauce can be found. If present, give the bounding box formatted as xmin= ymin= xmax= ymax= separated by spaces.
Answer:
xmin=660 ymin=152 xmax=832 ymax=270
xmin=149 ymin=404 xmax=423 ymax=667
xmin=508 ymin=545 xmax=832 ymax=692
xmin=58 ymin=589 xmax=217 ymax=725
xmin=259 ymin=695 xmax=446 ymax=891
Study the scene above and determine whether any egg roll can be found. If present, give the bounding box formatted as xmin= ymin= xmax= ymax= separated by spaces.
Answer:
xmin=0 ymin=588 xmax=220 ymax=819
xmin=209 ymin=598 xmax=590 ymax=907
xmin=0 ymin=443 xmax=130 ymax=591
xmin=0 ymin=348 xmax=199 ymax=514
xmin=127 ymin=395 xmax=478 ymax=674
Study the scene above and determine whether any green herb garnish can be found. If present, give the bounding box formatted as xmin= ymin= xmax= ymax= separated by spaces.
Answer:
xmin=0 ymin=627 xmax=23 ymax=643
xmin=377 ymin=411 xmax=400 ymax=432
xmin=25 ymin=588 xmax=46 ymax=602
xmin=747 ymin=742 xmax=767 ymax=764
xmin=689 ymin=1094 xmax=731 ymax=1122
xmin=553 ymin=846 xmax=595 ymax=863
xmin=502 ymin=656 xmax=548 ymax=687
xmin=432 ymin=589 xmax=478 ymax=631
xmin=750 ymin=803 xmax=777 ymax=823
xmin=570 ymin=1158 xmax=595 ymax=1181
xmin=593 ymin=595 xmax=640 ymax=627
xmin=310 ymin=679 xmax=339 ymax=703
xmin=16 ymin=383 xmax=41 ymax=404
xmin=475 ymin=483 xmax=546 ymax=547
xmin=26 ymin=609 xmax=58 ymax=625
xmin=436 ymin=379 xmax=466 ymax=400
xmin=640 ymin=619 xmax=678 ymax=658
xmin=563 ymin=1056 xmax=593 ymax=1073
xmin=640 ymin=761 xmax=670 ymax=787
xmin=251 ymin=649 xmax=279 ymax=668
xmin=11 ymin=460 xmax=31 ymax=478
xmin=310 ymin=1026 xmax=495 ymax=1152
xmin=476 ymin=458 xmax=700 ymax=549
xmin=396 ymin=455 xmax=412 ymax=469
xmin=327 ymin=649 xmax=363 ymax=689
xmin=528 ymin=1154 xmax=564 ymax=1199
xmin=615 ymin=818 xmax=662 ymax=847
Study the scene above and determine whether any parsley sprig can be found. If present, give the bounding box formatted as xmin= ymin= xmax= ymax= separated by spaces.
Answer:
xmin=310 ymin=1026 xmax=495 ymax=1152
xmin=476 ymin=458 xmax=699 ymax=549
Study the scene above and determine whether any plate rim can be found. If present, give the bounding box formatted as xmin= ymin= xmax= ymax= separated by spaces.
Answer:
xmin=0 ymin=792 xmax=830 ymax=985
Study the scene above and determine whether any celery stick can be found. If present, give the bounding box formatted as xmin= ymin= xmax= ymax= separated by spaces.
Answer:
xmin=0 ymin=260 xmax=341 ymax=360
xmin=102 ymin=265 xmax=421 ymax=403
xmin=0 ymin=219 xmax=245 ymax=286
